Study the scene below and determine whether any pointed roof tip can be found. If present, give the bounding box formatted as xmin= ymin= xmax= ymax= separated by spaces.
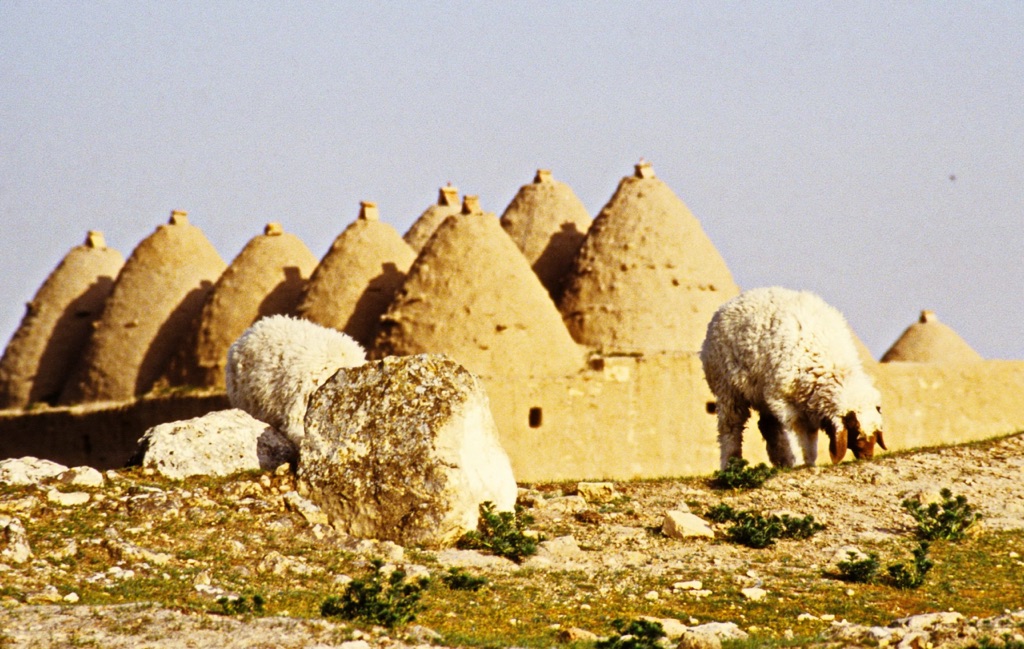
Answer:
xmin=461 ymin=195 xmax=482 ymax=215
xmin=439 ymin=185 xmax=459 ymax=206
xmin=880 ymin=309 xmax=982 ymax=363
xmin=169 ymin=210 xmax=189 ymax=225
xmin=634 ymin=161 xmax=655 ymax=179
xmin=359 ymin=201 xmax=379 ymax=221
xmin=534 ymin=169 xmax=553 ymax=183
xmin=264 ymin=222 xmax=284 ymax=236
xmin=85 ymin=231 xmax=106 ymax=249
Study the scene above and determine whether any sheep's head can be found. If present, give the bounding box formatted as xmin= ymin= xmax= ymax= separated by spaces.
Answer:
xmin=824 ymin=376 xmax=886 ymax=463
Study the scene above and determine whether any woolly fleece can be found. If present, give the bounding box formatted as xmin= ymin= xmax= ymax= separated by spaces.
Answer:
xmin=701 ymin=287 xmax=885 ymax=468
xmin=225 ymin=315 xmax=366 ymax=445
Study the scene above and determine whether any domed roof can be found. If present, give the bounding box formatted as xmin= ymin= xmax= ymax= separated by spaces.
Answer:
xmin=374 ymin=195 xmax=583 ymax=378
xmin=881 ymin=310 xmax=983 ymax=363
xmin=296 ymin=201 xmax=416 ymax=348
xmin=166 ymin=222 xmax=319 ymax=388
xmin=558 ymin=162 xmax=740 ymax=354
xmin=0 ymin=231 xmax=124 ymax=409
xmin=403 ymin=185 xmax=461 ymax=253
xmin=500 ymin=169 xmax=592 ymax=300
xmin=60 ymin=211 xmax=226 ymax=404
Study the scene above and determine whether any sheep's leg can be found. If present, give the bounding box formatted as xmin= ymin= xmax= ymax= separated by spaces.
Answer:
xmin=764 ymin=400 xmax=803 ymax=467
xmin=757 ymin=411 xmax=792 ymax=467
xmin=794 ymin=416 xmax=819 ymax=466
xmin=716 ymin=397 xmax=749 ymax=470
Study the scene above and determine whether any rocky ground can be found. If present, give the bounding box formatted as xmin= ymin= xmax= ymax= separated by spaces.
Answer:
xmin=2 ymin=432 xmax=1023 ymax=648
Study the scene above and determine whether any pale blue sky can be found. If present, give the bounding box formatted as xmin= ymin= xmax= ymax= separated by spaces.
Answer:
xmin=2 ymin=2 xmax=1022 ymax=359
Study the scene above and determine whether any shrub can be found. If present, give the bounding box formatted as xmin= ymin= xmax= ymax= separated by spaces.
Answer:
xmin=456 ymin=501 xmax=539 ymax=563
xmin=441 ymin=567 xmax=488 ymax=591
xmin=836 ymin=551 xmax=881 ymax=583
xmin=214 ymin=593 xmax=265 ymax=616
xmin=886 ymin=542 xmax=934 ymax=590
xmin=706 ymin=505 xmax=825 ymax=548
xmin=712 ymin=457 xmax=776 ymax=490
xmin=320 ymin=559 xmax=430 ymax=628
xmin=596 ymin=618 xmax=667 ymax=649
xmin=902 ymin=488 xmax=981 ymax=542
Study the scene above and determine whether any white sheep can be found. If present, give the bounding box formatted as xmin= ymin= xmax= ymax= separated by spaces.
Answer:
xmin=225 ymin=315 xmax=366 ymax=445
xmin=700 ymin=287 xmax=886 ymax=469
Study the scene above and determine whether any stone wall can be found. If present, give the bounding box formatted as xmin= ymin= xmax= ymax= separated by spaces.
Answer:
xmin=2 ymin=357 xmax=1023 ymax=482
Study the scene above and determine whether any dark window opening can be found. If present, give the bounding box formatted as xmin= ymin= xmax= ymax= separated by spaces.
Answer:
xmin=706 ymin=401 xmax=717 ymax=415
xmin=528 ymin=407 xmax=543 ymax=428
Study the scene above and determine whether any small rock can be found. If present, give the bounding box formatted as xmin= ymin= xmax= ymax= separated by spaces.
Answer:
xmin=673 ymin=580 xmax=703 ymax=591
xmin=557 ymin=627 xmax=598 ymax=642
xmin=282 ymin=491 xmax=329 ymax=526
xmin=58 ymin=466 xmax=104 ymax=488
xmin=63 ymin=592 xmax=80 ymax=603
xmin=25 ymin=586 xmax=62 ymax=604
xmin=741 ymin=587 xmax=767 ymax=601
xmin=0 ymin=515 xmax=32 ymax=564
xmin=542 ymin=495 xmax=589 ymax=515
xmin=644 ymin=590 xmax=659 ymax=600
xmin=0 ymin=457 xmax=68 ymax=485
xmin=677 ymin=631 xmax=721 ymax=649
xmin=46 ymin=489 xmax=90 ymax=507
xmin=640 ymin=616 xmax=688 ymax=639
xmin=538 ymin=535 xmax=582 ymax=559
xmin=662 ymin=511 xmax=714 ymax=539
xmin=576 ymin=481 xmax=618 ymax=503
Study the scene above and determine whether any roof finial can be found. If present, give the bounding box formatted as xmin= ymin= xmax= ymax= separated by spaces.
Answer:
xmin=85 ymin=230 xmax=106 ymax=249
xmin=358 ymin=201 xmax=379 ymax=221
xmin=439 ymin=184 xmax=459 ymax=206
xmin=264 ymin=222 xmax=283 ymax=236
xmin=534 ymin=169 xmax=553 ymax=184
xmin=461 ymin=195 xmax=481 ymax=215
xmin=634 ymin=159 xmax=655 ymax=179
xmin=919 ymin=310 xmax=937 ymax=324
xmin=169 ymin=210 xmax=188 ymax=225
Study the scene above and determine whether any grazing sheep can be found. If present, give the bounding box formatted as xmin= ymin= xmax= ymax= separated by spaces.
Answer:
xmin=225 ymin=315 xmax=366 ymax=445
xmin=700 ymin=287 xmax=885 ymax=469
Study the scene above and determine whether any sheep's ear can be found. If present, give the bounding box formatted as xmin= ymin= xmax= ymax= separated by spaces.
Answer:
xmin=876 ymin=429 xmax=887 ymax=450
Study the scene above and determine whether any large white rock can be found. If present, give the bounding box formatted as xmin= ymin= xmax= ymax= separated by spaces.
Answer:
xmin=134 ymin=409 xmax=297 ymax=480
xmin=299 ymin=354 xmax=517 ymax=547
xmin=0 ymin=457 xmax=69 ymax=486
xmin=226 ymin=315 xmax=366 ymax=445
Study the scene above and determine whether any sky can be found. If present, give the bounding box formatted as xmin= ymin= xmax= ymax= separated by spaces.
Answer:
xmin=1 ymin=2 xmax=1022 ymax=360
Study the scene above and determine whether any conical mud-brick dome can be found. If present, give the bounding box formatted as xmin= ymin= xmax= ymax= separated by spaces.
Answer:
xmin=558 ymin=162 xmax=739 ymax=353
xmin=165 ymin=222 xmax=319 ymax=388
xmin=500 ymin=169 xmax=593 ymax=300
xmin=60 ymin=211 xmax=226 ymax=404
xmin=0 ymin=231 xmax=124 ymax=409
xmin=881 ymin=310 xmax=983 ymax=363
xmin=375 ymin=195 xmax=583 ymax=378
xmin=403 ymin=185 xmax=461 ymax=253
xmin=296 ymin=202 xmax=416 ymax=349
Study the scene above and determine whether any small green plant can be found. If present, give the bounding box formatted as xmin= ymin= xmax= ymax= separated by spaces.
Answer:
xmin=456 ymin=501 xmax=539 ymax=563
xmin=595 ymin=618 xmax=667 ymax=649
xmin=706 ymin=505 xmax=825 ymax=548
xmin=836 ymin=551 xmax=881 ymax=583
xmin=968 ymin=635 xmax=1024 ymax=649
xmin=886 ymin=542 xmax=934 ymax=590
xmin=705 ymin=503 xmax=738 ymax=523
xmin=214 ymin=593 xmax=265 ymax=616
xmin=712 ymin=457 xmax=777 ymax=490
xmin=320 ymin=559 xmax=430 ymax=628
xmin=440 ymin=567 xmax=488 ymax=591
xmin=902 ymin=488 xmax=981 ymax=541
